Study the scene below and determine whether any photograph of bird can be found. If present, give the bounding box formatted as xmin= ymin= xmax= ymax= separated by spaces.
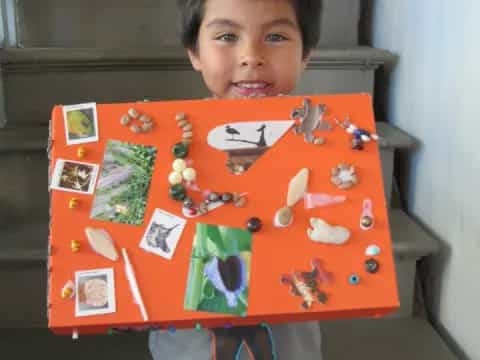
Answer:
xmin=225 ymin=125 xmax=240 ymax=139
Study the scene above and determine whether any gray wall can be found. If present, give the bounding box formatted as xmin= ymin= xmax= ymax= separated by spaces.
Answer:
xmin=371 ymin=1 xmax=479 ymax=359
xmin=16 ymin=0 xmax=360 ymax=48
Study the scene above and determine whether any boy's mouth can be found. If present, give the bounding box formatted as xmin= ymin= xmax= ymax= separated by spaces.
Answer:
xmin=233 ymin=81 xmax=272 ymax=97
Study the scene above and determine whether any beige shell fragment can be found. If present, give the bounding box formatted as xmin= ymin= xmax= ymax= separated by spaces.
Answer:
xmin=286 ymin=168 xmax=309 ymax=207
xmin=85 ymin=227 xmax=119 ymax=261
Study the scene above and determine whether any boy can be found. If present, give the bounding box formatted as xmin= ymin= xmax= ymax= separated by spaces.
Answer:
xmin=150 ymin=0 xmax=323 ymax=358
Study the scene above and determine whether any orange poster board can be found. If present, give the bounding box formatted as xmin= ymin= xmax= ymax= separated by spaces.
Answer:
xmin=48 ymin=94 xmax=399 ymax=335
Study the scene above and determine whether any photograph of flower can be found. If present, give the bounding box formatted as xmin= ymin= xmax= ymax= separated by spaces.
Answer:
xmin=90 ymin=140 xmax=157 ymax=225
xmin=62 ymin=102 xmax=99 ymax=145
xmin=184 ymin=223 xmax=252 ymax=316
xmin=75 ymin=268 xmax=116 ymax=317
xmin=50 ymin=159 xmax=99 ymax=194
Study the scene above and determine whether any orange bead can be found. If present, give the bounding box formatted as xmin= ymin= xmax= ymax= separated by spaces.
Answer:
xmin=71 ymin=240 xmax=80 ymax=252
xmin=77 ymin=147 xmax=87 ymax=158
xmin=68 ymin=198 xmax=79 ymax=209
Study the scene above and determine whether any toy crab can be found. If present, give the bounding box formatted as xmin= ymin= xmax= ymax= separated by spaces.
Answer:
xmin=280 ymin=258 xmax=333 ymax=310
xmin=336 ymin=116 xmax=378 ymax=150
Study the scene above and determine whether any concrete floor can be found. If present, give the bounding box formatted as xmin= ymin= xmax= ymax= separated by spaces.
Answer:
xmin=0 ymin=318 xmax=458 ymax=360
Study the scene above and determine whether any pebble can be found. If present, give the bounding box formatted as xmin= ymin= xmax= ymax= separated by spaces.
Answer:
xmin=182 ymin=131 xmax=193 ymax=139
xmin=139 ymin=114 xmax=151 ymax=123
xmin=176 ymin=113 xmax=186 ymax=122
xmin=128 ymin=108 xmax=139 ymax=118
xmin=120 ymin=114 xmax=130 ymax=126
xmin=130 ymin=124 xmax=142 ymax=134
xmin=207 ymin=192 xmax=220 ymax=202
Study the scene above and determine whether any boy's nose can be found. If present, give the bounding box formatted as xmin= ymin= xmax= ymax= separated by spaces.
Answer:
xmin=240 ymin=55 xmax=265 ymax=68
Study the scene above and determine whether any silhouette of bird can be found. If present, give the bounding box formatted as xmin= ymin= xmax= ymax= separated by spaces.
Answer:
xmin=225 ymin=125 xmax=240 ymax=139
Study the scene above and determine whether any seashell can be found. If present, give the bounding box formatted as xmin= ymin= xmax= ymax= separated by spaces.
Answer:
xmin=274 ymin=207 xmax=293 ymax=227
xmin=85 ymin=227 xmax=119 ymax=261
xmin=307 ymin=218 xmax=350 ymax=245
xmin=128 ymin=108 xmax=139 ymax=118
xmin=286 ymin=168 xmax=309 ymax=207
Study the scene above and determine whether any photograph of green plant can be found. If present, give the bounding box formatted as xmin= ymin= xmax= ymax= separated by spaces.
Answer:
xmin=90 ymin=140 xmax=157 ymax=225
xmin=184 ymin=223 xmax=252 ymax=316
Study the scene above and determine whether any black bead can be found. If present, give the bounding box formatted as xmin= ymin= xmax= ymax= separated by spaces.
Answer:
xmin=365 ymin=258 xmax=379 ymax=273
xmin=169 ymin=184 xmax=186 ymax=201
xmin=247 ymin=217 xmax=262 ymax=232
xmin=172 ymin=142 xmax=189 ymax=158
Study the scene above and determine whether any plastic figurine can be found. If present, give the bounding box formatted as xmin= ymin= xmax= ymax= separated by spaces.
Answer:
xmin=336 ymin=116 xmax=378 ymax=150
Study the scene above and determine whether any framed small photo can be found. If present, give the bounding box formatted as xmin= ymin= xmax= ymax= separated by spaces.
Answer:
xmin=50 ymin=159 xmax=99 ymax=194
xmin=75 ymin=268 xmax=116 ymax=317
xmin=140 ymin=209 xmax=187 ymax=260
xmin=63 ymin=102 xmax=99 ymax=145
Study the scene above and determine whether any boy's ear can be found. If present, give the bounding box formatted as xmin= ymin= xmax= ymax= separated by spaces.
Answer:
xmin=187 ymin=49 xmax=202 ymax=72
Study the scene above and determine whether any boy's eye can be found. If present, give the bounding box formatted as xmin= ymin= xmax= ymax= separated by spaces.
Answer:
xmin=215 ymin=33 xmax=238 ymax=42
xmin=266 ymin=33 xmax=288 ymax=42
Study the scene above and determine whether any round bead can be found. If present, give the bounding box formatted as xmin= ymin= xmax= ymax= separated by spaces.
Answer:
xmin=348 ymin=274 xmax=360 ymax=285
xmin=168 ymin=171 xmax=183 ymax=185
xmin=247 ymin=217 xmax=262 ymax=232
xmin=365 ymin=259 xmax=380 ymax=273
xmin=183 ymin=197 xmax=194 ymax=209
xmin=77 ymin=147 xmax=87 ymax=158
xmin=169 ymin=184 xmax=186 ymax=201
xmin=221 ymin=192 xmax=234 ymax=203
xmin=361 ymin=215 xmax=373 ymax=229
xmin=173 ymin=142 xmax=189 ymax=158
xmin=172 ymin=159 xmax=187 ymax=172
xmin=182 ymin=167 xmax=197 ymax=182
xmin=207 ymin=192 xmax=220 ymax=202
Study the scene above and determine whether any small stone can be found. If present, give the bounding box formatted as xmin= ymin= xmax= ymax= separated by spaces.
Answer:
xmin=168 ymin=171 xmax=183 ymax=185
xmin=177 ymin=119 xmax=188 ymax=128
xmin=182 ymin=131 xmax=193 ymax=139
xmin=313 ymin=137 xmax=325 ymax=145
xmin=221 ymin=192 xmax=234 ymax=203
xmin=173 ymin=142 xmax=189 ymax=158
xmin=139 ymin=114 xmax=151 ymax=123
xmin=247 ymin=217 xmax=262 ymax=232
xmin=183 ymin=197 xmax=194 ymax=209
xmin=120 ymin=114 xmax=130 ymax=126
xmin=277 ymin=207 xmax=293 ymax=226
xmin=182 ymin=123 xmax=193 ymax=132
xmin=176 ymin=113 xmax=186 ymax=122
xmin=365 ymin=259 xmax=379 ymax=273
xmin=207 ymin=192 xmax=220 ymax=202
xmin=169 ymin=184 xmax=186 ymax=201
xmin=182 ymin=167 xmax=196 ymax=182
xmin=172 ymin=159 xmax=187 ymax=172
xmin=361 ymin=215 xmax=373 ymax=229
xmin=128 ymin=108 xmax=139 ymax=118
xmin=130 ymin=124 xmax=142 ymax=134
xmin=141 ymin=121 xmax=154 ymax=132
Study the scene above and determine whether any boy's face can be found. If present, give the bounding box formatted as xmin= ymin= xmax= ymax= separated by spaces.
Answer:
xmin=187 ymin=0 xmax=310 ymax=99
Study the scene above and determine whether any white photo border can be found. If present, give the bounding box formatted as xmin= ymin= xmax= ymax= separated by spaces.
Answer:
xmin=75 ymin=268 xmax=116 ymax=317
xmin=62 ymin=102 xmax=99 ymax=145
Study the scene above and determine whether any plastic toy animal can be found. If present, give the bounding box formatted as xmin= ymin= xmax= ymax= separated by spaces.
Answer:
xmin=281 ymin=258 xmax=333 ymax=310
xmin=291 ymin=98 xmax=330 ymax=143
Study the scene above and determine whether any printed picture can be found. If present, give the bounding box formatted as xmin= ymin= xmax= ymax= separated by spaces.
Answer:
xmin=139 ymin=209 xmax=187 ymax=260
xmin=184 ymin=223 xmax=253 ymax=316
xmin=207 ymin=121 xmax=293 ymax=175
xmin=63 ymin=102 xmax=99 ymax=145
xmin=75 ymin=268 xmax=115 ymax=317
xmin=50 ymin=159 xmax=99 ymax=194
xmin=90 ymin=140 xmax=157 ymax=225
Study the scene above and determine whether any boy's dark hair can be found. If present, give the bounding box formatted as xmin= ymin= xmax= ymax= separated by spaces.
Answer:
xmin=177 ymin=0 xmax=322 ymax=59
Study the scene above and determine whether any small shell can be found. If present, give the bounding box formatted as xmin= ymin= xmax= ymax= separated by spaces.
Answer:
xmin=141 ymin=121 xmax=153 ymax=132
xmin=274 ymin=207 xmax=293 ymax=227
xmin=139 ymin=114 xmax=151 ymax=123
xmin=287 ymin=168 xmax=309 ymax=207
xmin=313 ymin=137 xmax=325 ymax=145
xmin=183 ymin=131 xmax=193 ymax=139
xmin=176 ymin=113 xmax=186 ymax=122
xmin=120 ymin=114 xmax=130 ymax=126
xmin=177 ymin=119 xmax=188 ymax=128
xmin=128 ymin=108 xmax=139 ymax=118
xmin=182 ymin=123 xmax=193 ymax=132
xmin=130 ymin=124 xmax=142 ymax=134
